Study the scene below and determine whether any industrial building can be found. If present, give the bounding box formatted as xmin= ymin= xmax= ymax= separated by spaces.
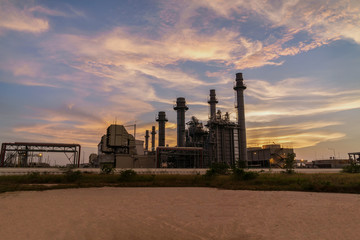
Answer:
xmin=90 ymin=72 xmax=298 ymax=169
xmin=96 ymin=125 xmax=155 ymax=168
xmin=152 ymin=73 xmax=249 ymax=168
xmin=247 ymin=144 xmax=295 ymax=168
xmin=93 ymin=72 xmax=251 ymax=168
xmin=309 ymin=159 xmax=350 ymax=168
xmin=0 ymin=72 xmax=296 ymax=169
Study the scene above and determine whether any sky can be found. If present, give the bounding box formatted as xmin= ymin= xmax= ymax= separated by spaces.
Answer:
xmin=0 ymin=0 xmax=359 ymax=164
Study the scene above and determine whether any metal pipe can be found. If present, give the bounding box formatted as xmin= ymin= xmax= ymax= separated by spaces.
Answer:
xmin=151 ymin=126 xmax=156 ymax=152
xmin=173 ymin=97 xmax=188 ymax=147
xmin=156 ymin=111 xmax=168 ymax=147
xmin=233 ymin=72 xmax=248 ymax=164
xmin=208 ymin=89 xmax=218 ymax=120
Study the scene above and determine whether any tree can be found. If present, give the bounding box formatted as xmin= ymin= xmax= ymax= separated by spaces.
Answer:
xmin=283 ymin=153 xmax=295 ymax=174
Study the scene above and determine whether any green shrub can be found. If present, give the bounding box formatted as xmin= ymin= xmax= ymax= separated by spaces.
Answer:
xmin=205 ymin=162 xmax=230 ymax=177
xmin=27 ymin=172 xmax=40 ymax=181
xmin=343 ymin=163 xmax=360 ymax=173
xmin=65 ymin=170 xmax=82 ymax=182
xmin=119 ymin=169 xmax=137 ymax=181
xmin=283 ymin=153 xmax=296 ymax=174
xmin=232 ymin=167 xmax=258 ymax=181
xmin=101 ymin=164 xmax=115 ymax=174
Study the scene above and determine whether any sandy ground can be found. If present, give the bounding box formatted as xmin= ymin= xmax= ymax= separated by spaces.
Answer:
xmin=1 ymin=188 xmax=360 ymax=240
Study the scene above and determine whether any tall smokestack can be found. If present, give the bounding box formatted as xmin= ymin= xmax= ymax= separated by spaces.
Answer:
xmin=156 ymin=111 xmax=168 ymax=147
xmin=173 ymin=97 xmax=188 ymax=147
xmin=151 ymin=126 xmax=156 ymax=152
xmin=234 ymin=72 xmax=248 ymax=164
xmin=208 ymin=89 xmax=218 ymax=120
xmin=144 ymin=130 xmax=149 ymax=151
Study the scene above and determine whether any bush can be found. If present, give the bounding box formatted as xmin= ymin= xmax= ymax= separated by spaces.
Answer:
xmin=101 ymin=164 xmax=114 ymax=174
xmin=232 ymin=167 xmax=258 ymax=181
xmin=343 ymin=163 xmax=360 ymax=173
xmin=119 ymin=169 xmax=137 ymax=181
xmin=65 ymin=170 xmax=82 ymax=182
xmin=205 ymin=162 xmax=230 ymax=177
xmin=27 ymin=172 xmax=40 ymax=181
xmin=283 ymin=153 xmax=296 ymax=174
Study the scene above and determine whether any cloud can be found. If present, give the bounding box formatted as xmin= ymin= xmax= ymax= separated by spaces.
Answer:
xmin=0 ymin=59 xmax=43 ymax=78
xmin=0 ymin=0 xmax=49 ymax=33
xmin=28 ymin=6 xmax=68 ymax=17
xmin=247 ymin=131 xmax=345 ymax=149
xmin=173 ymin=0 xmax=360 ymax=69
xmin=247 ymin=120 xmax=346 ymax=148
xmin=244 ymin=77 xmax=360 ymax=122
xmin=241 ymin=76 xmax=359 ymax=148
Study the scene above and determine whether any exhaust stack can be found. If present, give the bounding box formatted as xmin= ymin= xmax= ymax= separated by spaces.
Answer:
xmin=208 ymin=89 xmax=218 ymax=120
xmin=151 ymin=126 xmax=156 ymax=152
xmin=144 ymin=130 xmax=149 ymax=151
xmin=234 ymin=73 xmax=248 ymax=164
xmin=173 ymin=97 xmax=188 ymax=147
xmin=156 ymin=111 xmax=168 ymax=147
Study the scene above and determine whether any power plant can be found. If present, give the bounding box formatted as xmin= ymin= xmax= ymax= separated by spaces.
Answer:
xmin=0 ymin=72 xmax=298 ymax=169
xmin=94 ymin=72 xmax=254 ymax=168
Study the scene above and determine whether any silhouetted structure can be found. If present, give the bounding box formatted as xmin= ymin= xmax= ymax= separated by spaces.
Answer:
xmin=144 ymin=130 xmax=149 ymax=151
xmin=160 ymin=73 xmax=249 ymax=168
xmin=208 ymin=89 xmax=218 ymax=120
xmin=234 ymin=73 xmax=248 ymax=164
xmin=97 ymin=125 xmax=154 ymax=168
xmin=0 ymin=142 xmax=81 ymax=167
xmin=156 ymin=111 xmax=168 ymax=147
xmin=151 ymin=126 xmax=156 ymax=152
xmin=173 ymin=97 xmax=188 ymax=147
xmin=247 ymin=144 xmax=294 ymax=167
xmin=156 ymin=147 xmax=203 ymax=168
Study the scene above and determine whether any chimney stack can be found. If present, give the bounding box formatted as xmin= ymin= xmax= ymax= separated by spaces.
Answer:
xmin=144 ymin=130 xmax=149 ymax=151
xmin=173 ymin=97 xmax=188 ymax=147
xmin=151 ymin=126 xmax=156 ymax=152
xmin=233 ymin=73 xmax=248 ymax=164
xmin=208 ymin=89 xmax=218 ymax=120
xmin=156 ymin=111 xmax=168 ymax=147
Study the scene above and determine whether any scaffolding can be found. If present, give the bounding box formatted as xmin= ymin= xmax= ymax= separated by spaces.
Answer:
xmin=0 ymin=142 xmax=81 ymax=167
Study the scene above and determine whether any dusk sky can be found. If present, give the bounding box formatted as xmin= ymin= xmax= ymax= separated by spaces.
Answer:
xmin=1 ymin=0 xmax=359 ymax=163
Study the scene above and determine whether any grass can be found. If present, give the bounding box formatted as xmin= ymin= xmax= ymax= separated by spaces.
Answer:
xmin=1 ymin=171 xmax=360 ymax=194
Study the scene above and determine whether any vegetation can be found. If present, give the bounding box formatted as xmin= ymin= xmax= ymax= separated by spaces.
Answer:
xmin=205 ymin=162 xmax=230 ymax=177
xmin=343 ymin=163 xmax=360 ymax=173
xmin=283 ymin=153 xmax=296 ymax=174
xmin=2 ymin=169 xmax=360 ymax=194
xmin=101 ymin=164 xmax=115 ymax=174
xmin=119 ymin=169 xmax=138 ymax=181
xmin=232 ymin=167 xmax=259 ymax=181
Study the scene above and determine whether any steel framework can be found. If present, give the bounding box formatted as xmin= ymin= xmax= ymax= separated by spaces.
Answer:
xmin=348 ymin=152 xmax=360 ymax=163
xmin=0 ymin=142 xmax=81 ymax=167
xmin=156 ymin=147 xmax=203 ymax=168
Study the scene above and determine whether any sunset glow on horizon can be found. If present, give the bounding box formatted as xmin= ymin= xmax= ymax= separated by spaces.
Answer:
xmin=1 ymin=0 xmax=359 ymax=162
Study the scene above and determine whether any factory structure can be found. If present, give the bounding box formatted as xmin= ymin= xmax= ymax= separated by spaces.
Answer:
xmin=94 ymin=72 xmax=295 ymax=168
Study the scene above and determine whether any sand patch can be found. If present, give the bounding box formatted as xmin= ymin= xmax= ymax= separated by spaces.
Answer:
xmin=1 ymin=188 xmax=360 ymax=240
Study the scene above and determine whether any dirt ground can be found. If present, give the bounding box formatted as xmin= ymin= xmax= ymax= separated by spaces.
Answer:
xmin=1 ymin=187 xmax=360 ymax=240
